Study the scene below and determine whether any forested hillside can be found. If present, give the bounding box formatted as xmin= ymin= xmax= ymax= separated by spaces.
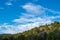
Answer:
xmin=0 ymin=21 xmax=60 ymax=40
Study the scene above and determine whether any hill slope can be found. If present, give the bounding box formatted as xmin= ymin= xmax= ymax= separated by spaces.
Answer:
xmin=0 ymin=21 xmax=60 ymax=40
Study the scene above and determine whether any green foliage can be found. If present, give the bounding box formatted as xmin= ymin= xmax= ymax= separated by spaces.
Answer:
xmin=0 ymin=21 xmax=60 ymax=40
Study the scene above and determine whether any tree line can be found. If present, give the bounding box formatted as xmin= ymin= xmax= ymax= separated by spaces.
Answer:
xmin=0 ymin=21 xmax=60 ymax=40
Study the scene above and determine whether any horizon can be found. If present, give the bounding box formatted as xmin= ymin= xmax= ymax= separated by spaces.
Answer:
xmin=0 ymin=0 xmax=60 ymax=34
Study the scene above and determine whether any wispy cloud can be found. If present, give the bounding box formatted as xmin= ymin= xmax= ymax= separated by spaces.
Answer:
xmin=5 ymin=2 xmax=13 ymax=6
xmin=46 ymin=8 xmax=60 ymax=14
xmin=22 ymin=3 xmax=46 ymax=16
xmin=0 ymin=3 xmax=60 ymax=34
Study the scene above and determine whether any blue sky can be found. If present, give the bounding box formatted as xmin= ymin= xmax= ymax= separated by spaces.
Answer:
xmin=0 ymin=0 xmax=60 ymax=34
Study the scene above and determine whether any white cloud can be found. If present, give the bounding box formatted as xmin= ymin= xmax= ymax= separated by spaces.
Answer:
xmin=0 ymin=16 xmax=53 ymax=34
xmin=0 ymin=3 xmax=60 ymax=34
xmin=44 ymin=7 xmax=60 ymax=14
xmin=22 ymin=3 xmax=46 ymax=16
xmin=0 ymin=20 xmax=52 ymax=34
xmin=22 ymin=3 xmax=60 ymax=14
xmin=13 ymin=17 xmax=43 ymax=23
xmin=20 ymin=13 xmax=35 ymax=18
xmin=13 ymin=16 xmax=53 ymax=25
xmin=5 ymin=2 xmax=12 ymax=6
